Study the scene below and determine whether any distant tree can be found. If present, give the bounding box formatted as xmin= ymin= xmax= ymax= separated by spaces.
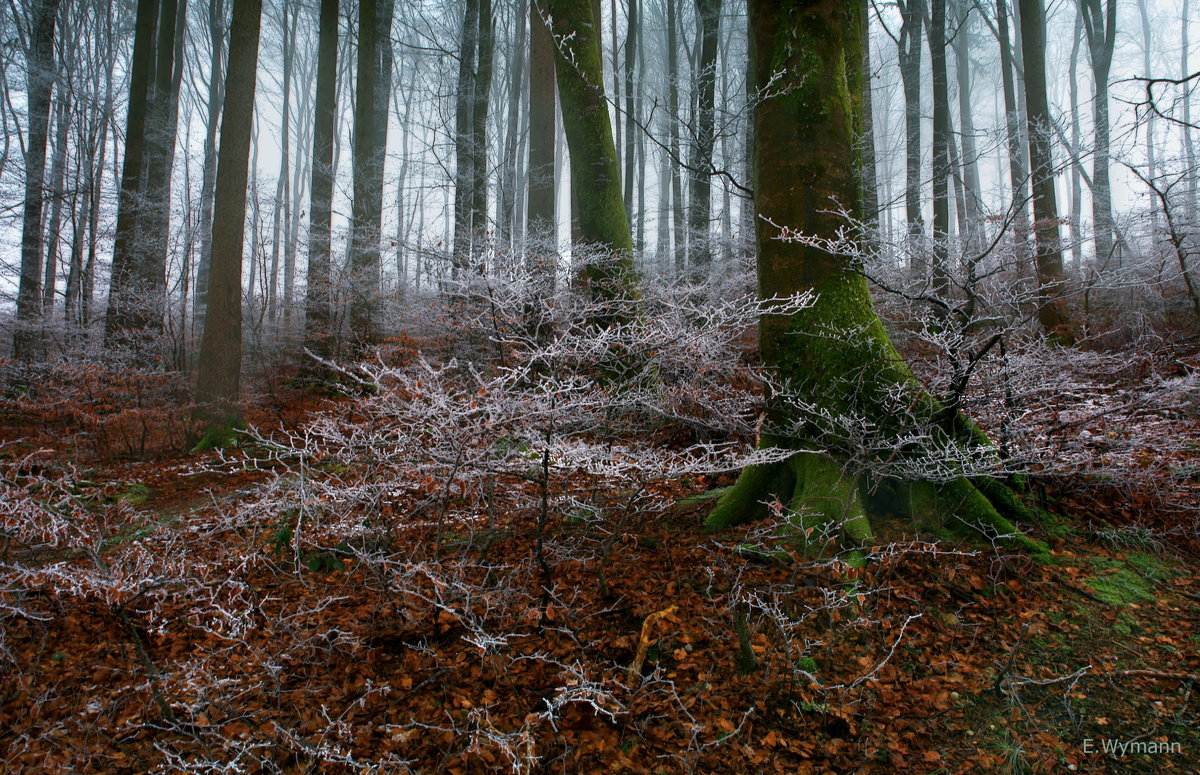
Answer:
xmin=527 ymin=0 xmax=556 ymax=246
xmin=452 ymin=0 xmax=493 ymax=268
xmin=194 ymin=0 xmax=262 ymax=445
xmin=13 ymin=0 xmax=63 ymax=361
xmin=104 ymin=0 xmax=186 ymax=348
xmin=687 ymin=0 xmax=721 ymax=276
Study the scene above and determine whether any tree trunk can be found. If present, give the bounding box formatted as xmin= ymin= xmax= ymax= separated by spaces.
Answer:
xmin=1018 ymin=0 xmax=1073 ymax=341
xmin=687 ymin=0 xmax=720 ymax=277
xmin=347 ymin=0 xmax=391 ymax=347
xmin=707 ymin=0 xmax=1041 ymax=557
xmin=470 ymin=0 xmax=494 ymax=267
xmin=545 ymin=0 xmax=638 ymax=307
xmin=930 ymin=0 xmax=951 ymax=300
xmin=453 ymin=0 xmax=480 ymax=265
xmin=527 ymin=0 xmax=556 ymax=249
xmin=953 ymin=0 xmax=981 ymax=245
xmin=14 ymin=0 xmax=63 ymax=361
xmin=268 ymin=0 xmax=296 ymax=324
xmin=104 ymin=0 xmax=160 ymax=347
xmin=666 ymin=0 xmax=684 ymax=273
xmin=1079 ymin=0 xmax=1116 ymax=265
xmin=898 ymin=0 xmax=924 ymax=254
xmin=622 ymin=0 xmax=637 ymax=223
xmin=1185 ymin=0 xmax=1198 ymax=224
xmin=303 ymin=0 xmax=338 ymax=362
xmin=194 ymin=0 xmax=227 ymax=327
xmin=194 ymin=0 xmax=261 ymax=443
xmin=499 ymin=2 xmax=527 ymax=249
xmin=995 ymin=0 xmax=1030 ymax=263
xmin=1068 ymin=6 xmax=1084 ymax=276
xmin=41 ymin=90 xmax=70 ymax=315
xmin=132 ymin=0 xmax=187 ymax=336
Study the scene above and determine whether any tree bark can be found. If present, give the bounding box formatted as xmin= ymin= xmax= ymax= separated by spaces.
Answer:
xmin=194 ymin=0 xmax=261 ymax=443
xmin=104 ymin=0 xmax=160 ymax=347
xmin=707 ymin=0 xmax=1042 ymax=556
xmin=953 ymin=0 xmax=981 ymax=245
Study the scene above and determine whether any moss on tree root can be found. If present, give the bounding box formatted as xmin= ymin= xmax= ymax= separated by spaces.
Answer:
xmin=706 ymin=459 xmax=1045 ymax=556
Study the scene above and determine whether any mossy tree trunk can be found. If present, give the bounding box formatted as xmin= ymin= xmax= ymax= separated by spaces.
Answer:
xmin=544 ymin=0 xmax=639 ymax=311
xmin=706 ymin=0 xmax=1042 ymax=556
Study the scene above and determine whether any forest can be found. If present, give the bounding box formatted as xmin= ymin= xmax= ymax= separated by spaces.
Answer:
xmin=1 ymin=0 xmax=1199 ymax=771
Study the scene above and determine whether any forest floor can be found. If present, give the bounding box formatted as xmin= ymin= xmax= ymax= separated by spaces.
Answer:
xmin=1 ymin=351 xmax=1199 ymax=774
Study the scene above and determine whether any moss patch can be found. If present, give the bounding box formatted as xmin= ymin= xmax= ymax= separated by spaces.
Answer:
xmin=1082 ymin=567 xmax=1156 ymax=606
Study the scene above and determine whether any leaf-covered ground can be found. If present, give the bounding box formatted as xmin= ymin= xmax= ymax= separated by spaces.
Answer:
xmin=1 ymin=357 xmax=1198 ymax=774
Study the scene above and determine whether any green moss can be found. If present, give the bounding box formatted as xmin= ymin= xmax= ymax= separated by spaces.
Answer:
xmin=1126 ymin=552 xmax=1175 ymax=580
xmin=191 ymin=421 xmax=243 ymax=452
xmin=1083 ymin=568 xmax=1155 ymax=606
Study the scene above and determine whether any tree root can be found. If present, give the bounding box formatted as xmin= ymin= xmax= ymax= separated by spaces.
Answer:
xmin=707 ymin=453 xmax=1046 ymax=557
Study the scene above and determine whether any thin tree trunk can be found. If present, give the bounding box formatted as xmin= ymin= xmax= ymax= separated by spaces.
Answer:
xmin=194 ymin=0 xmax=227 ymax=326
xmin=453 ymin=0 xmax=480 ymax=265
xmin=499 ymin=3 xmax=527 ymax=248
xmin=268 ymin=0 xmax=295 ymax=324
xmin=470 ymin=0 xmax=494 ymax=266
xmin=688 ymin=0 xmax=720 ymax=277
xmin=898 ymin=0 xmax=924 ymax=253
xmin=953 ymin=0 xmax=980 ymax=246
xmin=527 ymin=0 xmax=556 ymax=244
xmin=667 ymin=0 xmax=684 ymax=273
xmin=930 ymin=0 xmax=951 ymax=300
xmin=14 ymin=0 xmax=63 ymax=360
xmin=622 ymin=0 xmax=637 ymax=221
xmin=1185 ymin=0 xmax=1198 ymax=223
xmin=1079 ymin=0 xmax=1116 ymax=265
xmin=1069 ymin=7 xmax=1083 ymax=276
xmin=995 ymin=0 xmax=1031 ymax=266
xmin=41 ymin=91 xmax=70 ymax=314
xmin=303 ymin=0 xmax=337 ymax=362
